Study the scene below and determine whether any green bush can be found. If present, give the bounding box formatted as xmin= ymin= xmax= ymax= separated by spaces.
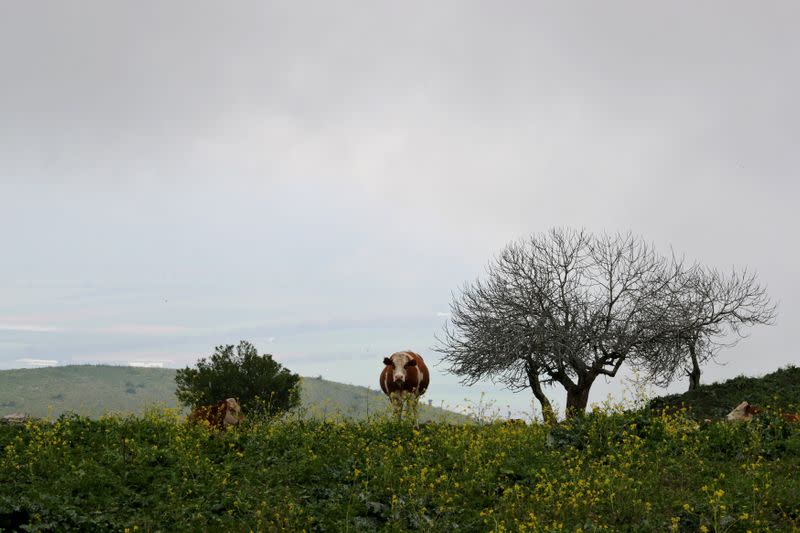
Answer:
xmin=175 ymin=340 xmax=301 ymax=416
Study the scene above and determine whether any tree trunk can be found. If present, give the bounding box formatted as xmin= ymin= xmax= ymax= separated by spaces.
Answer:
xmin=687 ymin=342 xmax=701 ymax=391
xmin=525 ymin=358 xmax=557 ymax=425
xmin=527 ymin=368 xmax=557 ymax=426
xmin=565 ymin=386 xmax=591 ymax=418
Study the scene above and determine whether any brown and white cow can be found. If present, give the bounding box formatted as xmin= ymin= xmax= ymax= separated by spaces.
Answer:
xmin=726 ymin=401 xmax=761 ymax=421
xmin=187 ymin=398 xmax=243 ymax=430
xmin=726 ymin=401 xmax=800 ymax=423
xmin=380 ymin=351 xmax=430 ymax=417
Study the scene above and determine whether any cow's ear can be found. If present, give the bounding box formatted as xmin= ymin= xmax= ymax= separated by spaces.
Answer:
xmin=406 ymin=359 xmax=417 ymax=367
xmin=383 ymin=357 xmax=392 ymax=366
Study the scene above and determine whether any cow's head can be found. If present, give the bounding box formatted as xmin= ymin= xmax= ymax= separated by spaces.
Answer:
xmin=223 ymin=398 xmax=242 ymax=426
xmin=726 ymin=401 xmax=758 ymax=421
xmin=383 ymin=352 xmax=417 ymax=386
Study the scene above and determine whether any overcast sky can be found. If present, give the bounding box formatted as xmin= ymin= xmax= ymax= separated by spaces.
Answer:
xmin=1 ymin=2 xmax=798 ymax=417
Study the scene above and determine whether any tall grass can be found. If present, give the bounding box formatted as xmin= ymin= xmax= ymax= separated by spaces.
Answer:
xmin=1 ymin=404 xmax=799 ymax=532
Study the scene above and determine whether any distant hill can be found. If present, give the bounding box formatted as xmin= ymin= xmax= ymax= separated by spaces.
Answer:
xmin=648 ymin=365 xmax=800 ymax=420
xmin=0 ymin=365 xmax=464 ymax=422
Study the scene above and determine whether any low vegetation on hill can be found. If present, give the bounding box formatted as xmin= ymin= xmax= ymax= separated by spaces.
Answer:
xmin=648 ymin=365 xmax=800 ymax=420
xmin=0 ymin=365 xmax=461 ymax=422
xmin=1 ymin=406 xmax=799 ymax=531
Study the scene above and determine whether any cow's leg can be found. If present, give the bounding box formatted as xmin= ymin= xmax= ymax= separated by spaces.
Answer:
xmin=405 ymin=394 xmax=413 ymax=421
xmin=394 ymin=392 xmax=417 ymax=424
xmin=399 ymin=393 xmax=409 ymax=420
xmin=389 ymin=392 xmax=403 ymax=420
xmin=409 ymin=395 xmax=420 ymax=426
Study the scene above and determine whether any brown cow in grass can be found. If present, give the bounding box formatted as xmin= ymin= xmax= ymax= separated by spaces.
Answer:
xmin=380 ymin=351 xmax=430 ymax=418
xmin=726 ymin=401 xmax=800 ymax=423
xmin=187 ymin=398 xmax=242 ymax=430
xmin=726 ymin=401 xmax=761 ymax=421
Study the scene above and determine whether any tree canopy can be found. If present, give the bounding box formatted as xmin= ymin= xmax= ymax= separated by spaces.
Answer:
xmin=640 ymin=266 xmax=775 ymax=390
xmin=435 ymin=228 xmax=775 ymax=421
xmin=175 ymin=340 xmax=301 ymax=417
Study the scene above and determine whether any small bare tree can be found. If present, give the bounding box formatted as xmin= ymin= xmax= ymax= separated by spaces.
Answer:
xmin=640 ymin=266 xmax=776 ymax=391
xmin=435 ymin=228 xmax=683 ymax=420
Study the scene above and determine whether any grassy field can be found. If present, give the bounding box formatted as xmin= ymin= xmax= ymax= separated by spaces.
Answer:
xmin=1 ymin=405 xmax=799 ymax=532
xmin=2 ymin=366 xmax=799 ymax=531
xmin=0 ymin=365 xmax=460 ymax=422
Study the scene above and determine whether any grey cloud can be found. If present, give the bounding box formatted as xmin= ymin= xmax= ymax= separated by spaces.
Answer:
xmin=1 ymin=2 xmax=798 ymax=412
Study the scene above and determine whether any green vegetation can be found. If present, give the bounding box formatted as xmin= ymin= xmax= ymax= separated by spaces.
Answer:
xmin=0 ymin=365 xmax=460 ymax=422
xmin=2 ymin=366 xmax=799 ymax=530
xmin=648 ymin=365 xmax=800 ymax=420
xmin=175 ymin=341 xmax=301 ymax=416
xmin=1 ymin=405 xmax=799 ymax=531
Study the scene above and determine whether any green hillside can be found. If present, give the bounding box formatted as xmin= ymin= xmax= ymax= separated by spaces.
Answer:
xmin=648 ymin=365 xmax=800 ymax=420
xmin=0 ymin=365 xmax=462 ymax=422
xmin=299 ymin=375 xmax=410 ymax=419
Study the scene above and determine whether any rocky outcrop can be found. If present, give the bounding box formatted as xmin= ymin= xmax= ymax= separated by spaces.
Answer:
xmin=0 ymin=413 xmax=30 ymax=425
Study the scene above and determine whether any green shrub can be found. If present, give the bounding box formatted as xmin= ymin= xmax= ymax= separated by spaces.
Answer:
xmin=175 ymin=340 xmax=301 ymax=416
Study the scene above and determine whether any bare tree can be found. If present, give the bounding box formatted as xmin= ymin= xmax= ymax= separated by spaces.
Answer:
xmin=640 ymin=266 xmax=776 ymax=391
xmin=435 ymin=228 xmax=683 ymax=420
